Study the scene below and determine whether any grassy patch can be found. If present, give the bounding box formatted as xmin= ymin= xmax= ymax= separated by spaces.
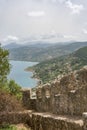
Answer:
xmin=0 ymin=125 xmax=17 ymax=130
xmin=0 ymin=124 xmax=31 ymax=130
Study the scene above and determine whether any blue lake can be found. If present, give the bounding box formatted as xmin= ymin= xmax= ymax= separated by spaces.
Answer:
xmin=8 ymin=60 xmax=38 ymax=88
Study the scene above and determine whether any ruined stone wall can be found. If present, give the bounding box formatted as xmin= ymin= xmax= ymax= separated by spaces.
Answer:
xmin=22 ymin=89 xmax=31 ymax=109
xmin=0 ymin=111 xmax=32 ymax=125
xmin=22 ymin=89 xmax=37 ymax=110
xmin=22 ymin=67 xmax=87 ymax=116
xmin=0 ymin=111 xmax=84 ymax=130
xmin=31 ymin=112 xmax=83 ymax=130
xmin=35 ymin=68 xmax=87 ymax=116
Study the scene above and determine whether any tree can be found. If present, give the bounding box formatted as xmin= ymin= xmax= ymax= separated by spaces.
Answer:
xmin=0 ymin=45 xmax=10 ymax=87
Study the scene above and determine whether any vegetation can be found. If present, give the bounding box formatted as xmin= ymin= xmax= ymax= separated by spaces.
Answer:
xmin=9 ymin=41 xmax=87 ymax=62
xmin=0 ymin=90 xmax=23 ymax=112
xmin=0 ymin=124 xmax=31 ymax=130
xmin=0 ymin=45 xmax=23 ymax=112
xmin=31 ymin=46 xmax=87 ymax=84
xmin=0 ymin=45 xmax=10 ymax=88
xmin=0 ymin=125 xmax=17 ymax=130
xmin=8 ymin=80 xmax=22 ymax=100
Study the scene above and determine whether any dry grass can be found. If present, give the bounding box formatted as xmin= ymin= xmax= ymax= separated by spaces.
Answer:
xmin=0 ymin=91 xmax=24 ymax=112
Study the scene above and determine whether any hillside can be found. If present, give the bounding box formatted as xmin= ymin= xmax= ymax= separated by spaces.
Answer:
xmin=30 ymin=46 xmax=87 ymax=84
xmin=9 ymin=41 xmax=87 ymax=62
xmin=73 ymin=46 xmax=87 ymax=58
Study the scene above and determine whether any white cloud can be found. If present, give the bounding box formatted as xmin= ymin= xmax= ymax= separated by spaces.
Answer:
xmin=65 ymin=0 xmax=84 ymax=14
xmin=28 ymin=11 xmax=45 ymax=17
xmin=64 ymin=34 xmax=75 ymax=39
xmin=3 ymin=35 xmax=19 ymax=42
xmin=51 ymin=0 xmax=57 ymax=3
xmin=58 ymin=0 xmax=66 ymax=3
xmin=82 ymin=29 xmax=87 ymax=34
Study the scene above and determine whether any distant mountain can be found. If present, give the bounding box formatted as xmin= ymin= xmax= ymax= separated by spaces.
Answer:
xmin=4 ymin=41 xmax=58 ymax=49
xmin=31 ymin=46 xmax=87 ymax=84
xmin=8 ymin=41 xmax=87 ymax=62
xmin=3 ymin=42 xmax=23 ymax=49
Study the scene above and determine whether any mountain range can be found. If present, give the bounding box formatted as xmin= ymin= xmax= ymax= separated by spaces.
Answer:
xmin=4 ymin=41 xmax=87 ymax=62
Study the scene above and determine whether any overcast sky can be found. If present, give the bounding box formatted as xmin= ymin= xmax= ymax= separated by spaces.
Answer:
xmin=0 ymin=0 xmax=87 ymax=44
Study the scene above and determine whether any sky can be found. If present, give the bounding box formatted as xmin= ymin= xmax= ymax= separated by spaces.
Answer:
xmin=0 ymin=0 xmax=87 ymax=45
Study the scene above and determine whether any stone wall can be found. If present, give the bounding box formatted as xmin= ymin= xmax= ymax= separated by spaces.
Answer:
xmin=22 ymin=89 xmax=31 ymax=109
xmin=83 ymin=112 xmax=87 ymax=130
xmin=22 ymin=89 xmax=36 ymax=110
xmin=21 ymin=67 xmax=87 ymax=130
xmin=0 ymin=111 xmax=32 ymax=125
xmin=0 ymin=111 xmax=84 ymax=130
xmin=22 ymin=68 xmax=87 ymax=116
xmin=35 ymin=67 xmax=87 ymax=116
xmin=31 ymin=112 xmax=83 ymax=130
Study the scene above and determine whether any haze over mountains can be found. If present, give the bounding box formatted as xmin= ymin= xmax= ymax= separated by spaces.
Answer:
xmin=3 ymin=43 xmax=23 ymax=49
xmin=4 ymin=41 xmax=87 ymax=62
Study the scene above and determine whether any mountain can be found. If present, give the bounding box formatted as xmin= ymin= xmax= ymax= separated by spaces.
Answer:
xmin=9 ymin=41 xmax=87 ymax=62
xmin=8 ymin=42 xmax=64 ymax=61
xmin=3 ymin=42 xmax=23 ymax=49
xmin=31 ymin=46 xmax=87 ymax=84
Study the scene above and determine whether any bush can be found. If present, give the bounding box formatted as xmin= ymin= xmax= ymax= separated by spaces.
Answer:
xmin=8 ymin=80 xmax=22 ymax=100
xmin=0 ymin=125 xmax=17 ymax=130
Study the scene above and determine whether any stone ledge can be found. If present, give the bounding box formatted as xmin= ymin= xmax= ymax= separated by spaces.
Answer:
xmin=0 ymin=111 xmax=84 ymax=130
xmin=32 ymin=112 xmax=83 ymax=126
xmin=83 ymin=112 xmax=87 ymax=118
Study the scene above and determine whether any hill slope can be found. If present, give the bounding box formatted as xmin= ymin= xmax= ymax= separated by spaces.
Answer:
xmin=31 ymin=46 xmax=87 ymax=84
xmin=9 ymin=41 xmax=87 ymax=62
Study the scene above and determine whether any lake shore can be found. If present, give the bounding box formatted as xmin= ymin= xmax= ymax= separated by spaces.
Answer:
xmin=25 ymin=67 xmax=41 ymax=86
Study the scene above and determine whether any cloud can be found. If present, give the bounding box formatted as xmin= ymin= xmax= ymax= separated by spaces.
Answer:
xmin=65 ymin=0 xmax=84 ymax=14
xmin=82 ymin=29 xmax=87 ymax=34
xmin=3 ymin=35 xmax=19 ymax=42
xmin=28 ymin=11 xmax=45 ymax=17
xmin=51 ymin=0 xmax=57 ymax=3
xmin=64 ymin=34 xmax=75 ymax=39
xmin=58 ymin=0 xmax=66 ymax=3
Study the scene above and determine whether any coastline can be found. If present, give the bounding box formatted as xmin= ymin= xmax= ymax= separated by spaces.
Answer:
xmin=25 ymin=67 xmax=41 ymax=86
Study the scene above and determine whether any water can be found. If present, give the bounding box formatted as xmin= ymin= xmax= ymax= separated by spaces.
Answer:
xmin=8 ymin=60 xmax=38 ymax=88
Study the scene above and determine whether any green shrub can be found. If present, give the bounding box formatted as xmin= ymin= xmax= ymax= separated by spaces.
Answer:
xmin=8 ymin=80 xmax=22 ymax=100
xmin=0 ymin=125 xmax=17 ymax=130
